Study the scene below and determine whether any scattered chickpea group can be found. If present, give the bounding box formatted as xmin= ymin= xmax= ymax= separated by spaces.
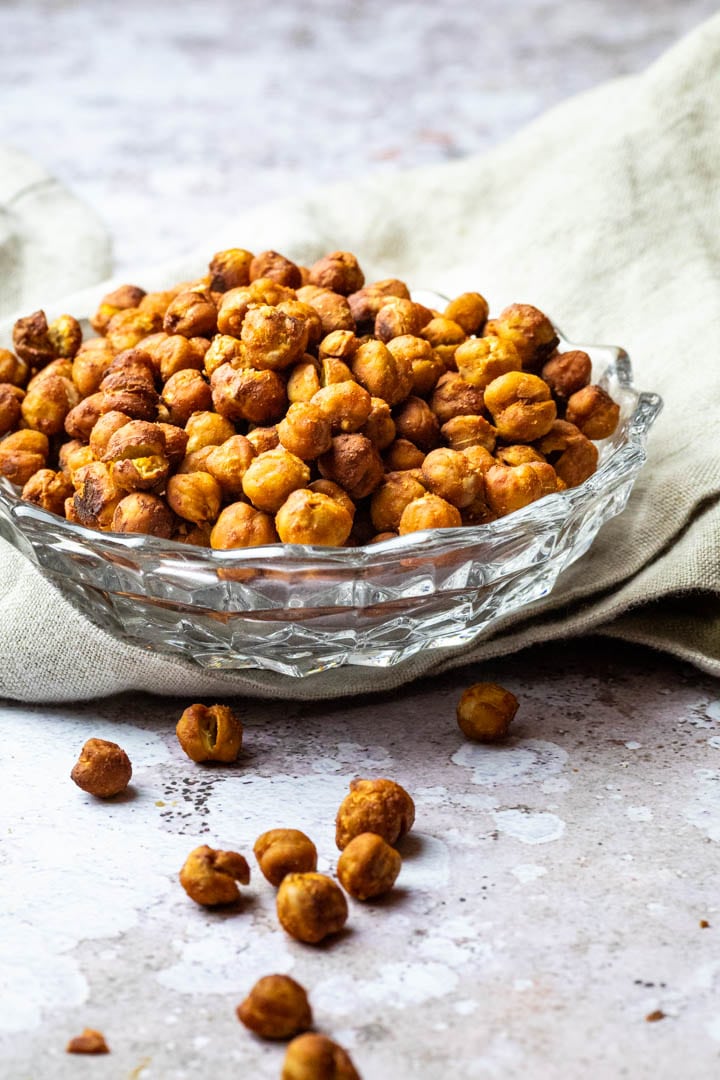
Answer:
xmin=0 ymin=248 xmax=620 ymax=548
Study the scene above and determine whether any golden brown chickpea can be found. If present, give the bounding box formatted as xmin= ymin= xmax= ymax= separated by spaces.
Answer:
xmin=430 ymin=372 xmax=486 ymax=424
xmin=46 ymin=314 xmax=82 ymax=359
xmin=203 ymin=333 xmax=246 ymax=377
xmin=277 ymin=299 xmax=323 ymax=350
xmin=61 ymin=443 xmax=96 ymax=483
xmin=275 ymin=489 xmax=353 ymax=546
xmin=163 ymin=289 xmax=217 ymax=338
xmin=370 ymin=470 xmax=426 ymax=532
xmin=383 ymin=438 xmax=425 ymax=471
xmin=441 ymin=414 xmax=497 ymax=452
xmin=254 ymin=829 xmax=318 ymax=887
xmin=565 ymin=384 xmax=620 ymax=440
xmin=241 ymin=447 xmax=310 ymax=513
xmin=0 ymin=429 xmax=49 ymax=486
xmin=296 ymin=286 xmax=355 ymax=335
xmin=483 ymin=371 xmax=557 ymax=442
xmin=246 ymin=425 xmax=280 ymax=454
xmin=215 ymin=286 xmax=255 ymax=337
xmin=167 ymin=471 xmax=222 ymax=525
xmin=208 ymin=248 xmax=254 ymax=291
xmin=360 ymin=397 xmax=396 ymax=450
xmin=65 ymin=1028 xmax=110 ymax=1056
xmin=484 ymin=462 xmax=545 ymax=516
xmin=250 ymin=250 xmax=302 ymax=288
xmin=541 ymin=349 xmax=592 ymax=401
xmin=0 ymin=348 xmax=29 ymax=387
xmin=277 ymin=402 xmax=332 ymax=460
xmin=105 ymin=309 xmax=163 ymax=353
xmin=161 ymin=369 xmax=212 ymax=426
xmin=154 ymin=334 xmax=207 ymax=381
xmin=72 ymin=338 xmax=115 ymax=397
xmin=63 ymin=392 xmax=105 ymax=441
xmin=237 ymin=974 xmax=312 ymax=1040
xmin=156 ymin=423 xmax=189 ymax=466
xmin=88 ymin=410 xmax=132 ymax=459
xmin=398 ymin=492 xmax=461 ymax=534
xmin=282 ymin=1033 xmax=360 ymax=1080
xmin=184 ymin=410 xmax=236 ymax=454
xmin=369 ymin=531 xmax=398 ymax=543
xmin=179 ymin=845 xmax=250 ymax=906
xmin=25 ymin=357 xmax=73 ymax=390
xmin=12 ymin=309 xmax=55 ymax=368
xmin=337 ymin=832 xmax=402 ymax=900
xmin=335 ymin=778 xmax=415 ymax=850
xmin=421 ymin=447 xmax=484 ymax=508
xmin=386 ymin=335 xmax=445 ymax=398
xmin=420 ymin=316 xmax=466 ymax=365
xmin=0 ymin=383 xmax=23 ymax=435
xmin=287 ymin=359 xmax=322 ymax=404
xmin=21 ymin=469 xmax=73 ymax=516
xmin=317 ymin=434 xmax=383 ymax=500
xmin=485 ymin=303 xmax=559 ymax=371
xmin=311 ymin=381 xmax=372 ymax=434
xmin=347 ymin=278 xmax=411 ymax=329
xmin=444 ymin=292 xmax=489 ymax=335
xmin=70 ymin=738 xmax=132 ymax=797
xmin=318 ymin=331 xmax=358 ymax=363
xmin=276 ymin=872 xmax=348 ymax=944
xmin=137 ymin=291 xmax=177 ymax=321
xmin=495 ymin=444 xmax=546 ymax=467
xmin=90 ymin=284 xmax=146 ymax=334
xmin=374 ymin=298 xmax=432 ymax=343
xmin=536 ymin=419 xmax=599 ymax=487
xmin=100 ymin=347 xmax=157 ymax=389
xmin=241 ymin=305 xmax=309 ymax=372
xmin=309 ymin=251 xmax=364 ymax=295
xmin=393 ymin=395 xmax=440 ymax=450
xmin=21 ymin=374 xmax=79 ymax=437
xmin=210 ymin=501 xmax=279 ymax=548
xmin=350 ymin=339 xmax=413 ymax=406
xmin=461 ymin=490 xmax=496 ymax=526
xmin=176 ymin=703 xmax=243 ymax=763
xmin=462 ymin=444 xmax=496 ymax=475
xmin=211 ymin=364 xmax=287 ymax=426
xmin=205 ymin=434 xmax=257 ymax=496
xmin=454 ymin=335 xmax=522 ymax=391
xmin=103 ymin=420 xmax=170 ymax=493
xmin=111 ymin=492 xmax=175 ymax=537
xmin=457 ymin=682 xmax=519 ymax=741
xmin=528 ymin=460 xmax=562 ymax=497
xmin=307 ymin=479 xmax=355 ymax=519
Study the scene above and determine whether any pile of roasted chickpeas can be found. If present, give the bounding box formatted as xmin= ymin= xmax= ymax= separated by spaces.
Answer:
xmin=0 ymin=248 xmax=620 ymax=548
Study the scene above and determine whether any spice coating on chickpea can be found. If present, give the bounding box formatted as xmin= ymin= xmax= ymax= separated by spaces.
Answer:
xmin=276 ymin=489 xmax=354 ymax=546
xmin=241 ymin=305 xmax=309 ymax=371
xmin=179 ymin=845 xmax=251 ymax=906
xmin=70 ymin=738 xmax=132 ymax=798
xmin=351 ymin=338 xmax=413 ymax=405
xmin=208 ymin=248 xmax=254 ymax=292
xmin=211 ymin=502 xmax=279 ymax=549
xmin=309 ymin=251 xmax=364 ymax=296
xmin=541 ymin=349 xmax=592 ymax=400
xmin=250 ymin=250 xmax=303 ymax=288
xmin=318 ymin=434 xmax=383 ymax=500
xmin=282 ymin=1033 xmax=361 ymax=1080
xmin=457 ymin=682 xmax=519 ymax=741
xmin=565 ymin=384 xmax=621 ymax=440
xmin=211 ymin=364 xmax=287 ymax=425
xmin=276 ymin=872 xmax=348 ymax=944
xmin=337 ymin=832 xmax=402 ymax=900
xmin=236 ymin=975 xmax=313 ymax=1040
xmin=205 ymin=434 xmax=256 ymax=495
xmin=311 ymin=381 xmax=372 ymax=434
xmin=176 ymin=703 xmax=243 ymax=763
xmin=112 ymin=492 xmax=175 ymax=537
xmin=444 ymin=291 xmax=489 ymax=335
xmin=398 ymin=492 xmax=462 ymax=534
xmin=483 ymin=371 xmax=557 ymax=442
xmin=22 ymin=469 xmax=74 ymax=517
xmin=167 ymin=471 xmax=222 ymax=525
xmin=254 ymin=829 xmax=318 ymax=887
xmin=431 ymin=372 xmax=486 ymax=424
xmin=484 ymin=463 xmax=547 ymax=517
xmin=486 ymin=303 xmax=559 ymax=372
xmin=277 ymin=402 xmax=332 ymax=460
xmin=0 ymin=384 xmax=23 ymax=435
xmin=421 ymin=447 xmax=485 ymax=508
xmin=163 ymin=290 xmax=217 ymax=338
xmin=242 ymin=447 xmax=311 ymax=513
xmin=370 ymin=470 xmax=426 ymax=532
xmin=0 ymin=429 xmax=49 ymax=486
xmin=537 ymin=419 xmax=599 ymax=487
xmin=374 ymin=298 xmax=432 ymax=343
xmin=335 ymin=777 xmax=415 ymax=850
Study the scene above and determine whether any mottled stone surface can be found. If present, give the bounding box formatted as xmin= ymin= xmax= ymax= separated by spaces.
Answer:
xmin=1 ymin=640 xmax=719 ymax=1078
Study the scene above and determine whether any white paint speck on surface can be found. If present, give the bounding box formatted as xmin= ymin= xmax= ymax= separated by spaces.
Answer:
xmin=684 ymin=769 xmax=720 ymax=842
xmin=492 ymin=809 xmax=566 ymax=845
xmin=455 ymin=999 xmax=479 ymax=1016
xmin=708 ymin=736 xmax=720 ymax=750
xmin=626 ymin=806 xmax=653 ymax=822
xmin=625 ymin=741 xmax=642 ymax=750
xmin=511 ymin=864 xmax=548 ymax=882
xmin=451 ymin=739 xmax=568 ymax=786
xmin=706 ymin=701 xmax=720 ymax=722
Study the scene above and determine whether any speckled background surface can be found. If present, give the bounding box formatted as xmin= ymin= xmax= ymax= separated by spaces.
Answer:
xmin=2 ymin=2 xmax=719 ymax=1077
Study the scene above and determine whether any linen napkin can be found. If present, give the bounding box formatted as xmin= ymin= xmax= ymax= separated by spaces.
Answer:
xmin=1 ymin=13 xmax=718 ymax=702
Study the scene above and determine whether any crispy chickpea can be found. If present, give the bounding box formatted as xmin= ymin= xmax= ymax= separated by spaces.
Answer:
xmin=254 ymin=829 xmax=318 ymax=887
xmin=21 ymin=373 xmax=79 ymax=437
xmin=350 ymin=339 xmax=413 ymax=405
xmin=241 ymin=305 xmax=309 ymax=371
xmin=370 ymin=470 xmax=426 ymax=532
xmin=241 ymin=448 xmax=310 ymax=513
xmin=386 ymin=335 xmax=445 ymax=397
xmin=421 ymin=447 xmax=484 ymax=508
xmin=71 ymin=462 xmax=123 ymax=529
xmin=347 ymin=278 xmax=411 ymax=328
xmin=63 ymin=392 xmax=104 ymax=441
xmin=309 ymin=251 xmax=364 ymax=295
xmin=296 ymin=286 xmax=355 ymax=335
xmin=250 ymin=250 xmax=302 ymax=288
xmin=565 ymin=384 xmax=620 ymax=440
xmin=176 ymin=703 xmax=243 ymax=763
xmin=287 ymin=359 xmax=322 ymax=404
xmin=46 ymin=314 xmax=82 ymax=359
xmin=105 ymin=309 xmax=163 ymax=353
xmin=485 ymin=303 xmax=558 ymax=371
xmin=66 ymin=1029 xmax=110 ymax=1055
xmin=308 ymin=479 xmax=355 ymax=519
xmin=156 ymin=423 xmax=189 ymax=466
xmin=398 ymin=492 xmax=461 ymax=533
xmin=441 ymin=414 xmax=497 ymax=452
xmin=463 ymin=444 xmax=496 ymax=475
xmin=455 ymin=335 xmax=521 ymax=391
xmin=483 ymin=371 xmax=557 ymax=442
xmin=26 ymin=356 xmax=73 ymax=390
xmin=154 ymin=334 xmax=207 ymax=381
xmin=137 ymin=291 xmax=177 ymax=321
xmin=420 ymin=316 xmax=466 ymax=365
xmin=321 ymin=355 xmax=356 ymax=385
xmin=0 ymin=383 xmax=23 ymax=435
xmin=444 ymin=292 xmax=489 ymax=335
xmin=0 ymin=429 xmax=49 ymax=486
xmin=374 ymin=298 xmax=432 ymax=343
xmin=21 ymin=469 xmax=73 ymax=516
xmin=161 ymin=369 xmax=212 ymax=426
xmin=0 ymin=348 xmax=29 ymax=387
xmin=495 ymin=444 xmax=546 ymax=467
xmin=179 ymin=845 xmax=250 ymax=906
xmin=370 ymin=531 xmax=398 ymax=543
xmin=103 ymin=420 xmax=169 ymax=492
xmin=537 ymin=419 xmax=599 ymax=487
xmin=335 ymin=778 xmax=415 ymax=850
xmin=209 ymin=248 xmax=254 ymax=291
xmin=430 ymin=372 xmax=486 ymax=424
xmin=393 ymin=396 xmax=440 ymax=450
xmin=211 ymin=501 xmax=279 ymax=548
xmin=318 ymin=434 xmax=383 ymax=500
xmin=205 ymin=434 xmax=256 ymax=496
xmin=361 ymin=397 xmax=396 ymax=450
xmin=12 ymin=309 xmax=55 ymax=368
xmin=175 ymin=522 xmax=213 ymax=547
xmin=541 ymin=349 xmax=592 ymax=401
xmin=70 ymin=738 xmax=132 ymax=797
xmin=457 ymin=682 xmax=519 ymax=741
xmin=237 ymin=975 xmax=312 ymax=1042
xmin=246 ymin=425 xmax=280 ymax=454
xmin=163 ymin=289 xmax=217 ymax=338
xmin=211 ymin=364 xmax=287 ymax=425
xmin=216 ymin=286 xmax=255 ymax=337
xmin=276 ymin=488 xmax=353 ymax=546
xmin=90 ymin=284 xmax=146 ymax=334
xmin=185 ymin=410 xmax=236 ymax=454
xmin=318 ymin=330 xmax=358 ymax=362
xmin=484 ymin=462 xmax=546 ymax=516
xmin=383 ymin=438 xmax=425 ymax=471
xmin=337 ymin=832 xmax=402 ymax=900
xmin=72 ymin=338 xmax=115 ymax=396
xmin=62 ymin=443 xmax=96 ymax=483
xmin=461 ymin=491 xmax=496 ymax=526
xmin=111 ymin=492 xmax=175 ymax=537
xmin=529 ymin=460 xmax=562 ymax=497
xmin=277 ymin=300 xmax=323 ymax=350
xmin=282 ymin=1033 xmax=360 ymax=1080
xmin=167 ymin=471 xmax=222 ymax=525
xmin=311 ymin=381 xmax=372 ymax=434
xmin=276 ymin=872 xmax=348 ymax=944
xmin=277 ymin=402 xmax=332 ymax=460
xmin=88 ymin=410 xmax=132 ymax=459
xmin=203 ymin=333 xmax=246 ymax=377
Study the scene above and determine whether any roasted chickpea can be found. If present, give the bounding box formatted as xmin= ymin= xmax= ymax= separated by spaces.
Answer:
xmin=137 ymin=291 xmax=178 ymax=321
xmin=156 ymin=423 xmax=189 ymax=466
xmin=461 ymin=490 xmax=496 ymax=526
xmin=215 ymin=286 xmax=255 ymax=337
xmin=0 ymin=348 xmax=29 ymax=387
xmin=61 ymin=442 xmax=96 ymax=482
xmin=21 ymin=468 xmax=73 ymax=516
xmin=46 ymin=314 xmax=82 ymax=360
xmin=237 ymin=975 xmax=313 ymax=1041
xmin=374 ymin=298 xmax=432 ymax=343
xmin=90 ymin=284 xmax=146 ymax=334
xmin=66 ymin=1029 xmax=109 ymax=1056
xmin=246 ymin=425 xmax=280 ymax=454
xmin=287 ymin=359 xmax=322 ymax=404
xmin=71 ymin=462 xmax=122 ymax=529
xmin=565 ymin=384 xmax=620 ymax=440
xmin=383 ymin=438 xmax=425 ymax=471
xmin=105 ymin=309 xmax=163 ymax=353
xmin=386 ymin=334 xmax=445 ymax=397
xmin=419 ymin=316 xmax=466 ymax=365
xmin=309 ymin=251 xmax=364 ymax=295
xmin=12 ymin=309 xmax=55 ymax=368
xmin=441 ymin=414 xmax=497 ymax=452
xmin=335 ymin=778 xmax=415 ymax=850
xmin=209 ymin=248 xmax=254 ymax=291
xmin=350 ymin=338 xmax=413 ymax=405
xmin=176 ymin=703 xmax=243 ymax=763
xmin=70 ymin=738 xmax=132 ymax=797
xmin=63 ymin=393 xmax=105 ymax=441
xmin=204 ymin=434 xmax=256 ymax=496
xmin=361 ymin=397 xmax=396 ymax=450
xmin=184 ymin=410 xmax=236 ymax=454
xmin=153 ymin=334 xmax=207 ymax=381
xmin=311 ymin=381 xmax=372 ymax=434
xmin=282 ymin=1033 xmax=360 ymax=1080
xmin=318 ymin=330 xmax=359 ymax=362
xmin=111 ymin=492 xmax=175 ymax=537
xmin=463 ymin=444 xmax=496 ymax=475
xmin=103 ymin=420 xmax=170 ymax=492
xmin=276 ymin=488 xmax=353 ymax=546
xmin=276 ymin=872 xmax=348 ymax=944
xmin=317 ymin=434 xmax=383 ymax=500
xmin=163 ymin=289 xmax=217 ymax=338
xmin=495 ymin=444 xmax=546 ymax=467
xmin=21 ymin=373 xmax=79 ymax=437
xmin=250 ymin=250 xmax=302 ymax=288
xmin=444 ymin=292 xmax=489 ymax=334
xmin=241 ymin=447 xmax=310 ymax=513
xmin=210 ymin=501 xmax=279 ymax=548
xmin=161 ymin=369 xmax=212 ymax=426
xmin=398 ymin=492 xmax=461 ymax=534
xmin=0 ymin=383 xmax=23 ymax=435
xmin=211 ymin=364 xmax=287 ymax=425
xmin=26 ymin=356 xmax=73 ymax=390
xmin=454 ymin=335 xmax=522 ymax=391
xmin=307 ymin=479 xmax=355 ymax=519
xmin=421 ymin=447 xmax=484 ymax=508
xmin=485 ymin=303 xmax=559 ymax=372
xmin=528 ymin=460 xmax=562 ymax=497
xmin=296 ymin=286 xmax=355 ymax=335
xmin=370 ymin=470 xmax=426 ymax=532
xmin=203 ymin=334 xmax=246 ymax=377
xmin=484 ymin=462 xmax=546 ymax=516
xmin=347 ymin=278 xmax=411 ymax=329
xmin=254 ymin=829 xmax=318 ymax=887
xmin=179 ymin=845 xmax=250 ymax=906
xmin=88 ymin=410 xmax=132 ymax=459
xmin=430 ymin=372 xmax=486 ymax=424
xmin=483 ymin=371 xmax=557 ymax=442
xmin=541 ymin=349 xmax=592 ymax=401
xmin=0 ymin=429 xmax=49 ymax=486
xmin=277 ymin=299 xmax=323 ymax=350
xmin=393 ymin=395 xmax=440 ymax=450
xmin=536 ymin=419 xmax=599 ymax=487
xmin=337 ymin=832 xmax=402 ymax=900
xmin=167 ymin=471 xmax=223 ymax=525
xmin=457 ymin=682 xmax=519 ymax=741
xmin=277 ymin=402 xmax=332 ymax=460
xmin=240 ymin=305 xmax=309 ymax=372
xmin=71 ymin=339 xmax=116 ymax=397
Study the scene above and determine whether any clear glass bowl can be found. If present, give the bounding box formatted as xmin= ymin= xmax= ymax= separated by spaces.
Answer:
xmin=0 ymin=323 xmax=662 ymax=678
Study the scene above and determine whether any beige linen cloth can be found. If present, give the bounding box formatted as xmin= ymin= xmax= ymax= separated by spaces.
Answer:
xmin=1 ymin=15 xmax=719 ymax=702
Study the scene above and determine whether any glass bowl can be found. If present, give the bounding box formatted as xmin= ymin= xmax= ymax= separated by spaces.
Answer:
xmin=0 ymin=315 xmax=662 ymax=678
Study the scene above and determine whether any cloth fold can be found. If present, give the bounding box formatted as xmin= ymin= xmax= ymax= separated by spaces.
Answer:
xmin=1 ymin=14 xmax=719 ymax=702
